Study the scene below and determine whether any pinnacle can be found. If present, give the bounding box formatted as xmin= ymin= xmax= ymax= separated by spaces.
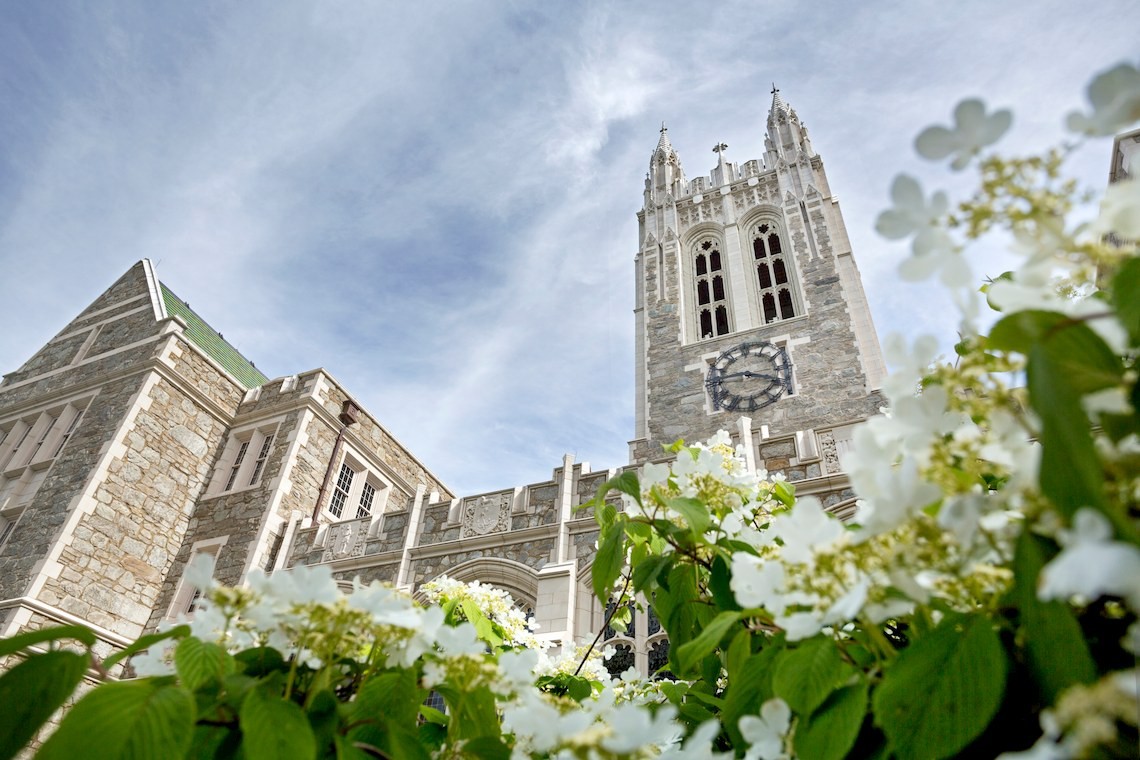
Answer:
xmin=769 ymin=83 xmax=789 ymax=120
xmin=656 ymin=122 xmax=674 ymax=153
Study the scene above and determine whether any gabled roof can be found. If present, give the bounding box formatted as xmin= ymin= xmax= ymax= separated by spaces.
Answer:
xmin=160 ymin=284 xmax=268 ymax=388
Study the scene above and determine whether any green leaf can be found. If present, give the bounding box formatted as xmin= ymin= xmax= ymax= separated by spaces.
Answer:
xmin=1028 ymin=345 xmax=1109 ymax=517
xmin=630 ymin=554 xmax=671 ymax=593
xmin=565 ymin=676 xmax=593 ymax=702
xmin=355 ymin=669 xmax=424 ymax=727
xmin=0 ymin=624 xmax=96 ymax=658
xmin=666 ymin=497 xmax=711 ymax=536
xmin=675 ymin=611 xmax=741 ymax=675
xmin=0 ymin=651 xmax=89 ymax=760
xmin=709 ymin=554 xmax=741 ymax=611
xmin=233 ymin=646 xmax=287 ymax=677
xmin=592 ymin=521 xmax=627 ymax=604
xmin=991 ymin=310 xmax=1123 ymax=394
xmin=460 ymin=737 xmax=512 ymax=760
xmin=460 ymin=598 xmax=502 ymax=647
xmin=723 ymin=640 xmax=784 ymax=746
xmin=239 ymin=684 xmax=317 ymax=760
xmin=175 ymin=637 xmax=235 ymax=691
xmin=594 ymin=470 xmax=642 ymax=510
xmin=1010 ymin=530 xmax=1096 ymax=701
xmin=38 ymin=678 xmax=195 ymax=760
xmin=873 ymin=615 xmax=1008 ymax=760
xmin=1110 ymin=256 xmax=1140 ymax=344
xmin=773 ymin=480 xmax=795 ymax=507
xmin=794 ymin=681 xmax=868 ymax=760
xmin=104 ymin=625 xmax=190 ymax=670
xmin=772 ymin=636 xmax=851 ymax=715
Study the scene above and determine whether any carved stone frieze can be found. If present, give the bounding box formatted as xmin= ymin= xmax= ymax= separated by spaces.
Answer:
xmin=322 ymin=518 xmax=369 ymax=563
xmin=819 ymin=431 xmax=840 ymax=474
xmin=460 ymin=492 xmax=512 ymax=537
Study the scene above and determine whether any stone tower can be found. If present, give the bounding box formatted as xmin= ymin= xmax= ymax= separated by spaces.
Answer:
xmin=630 ymin=89 xmax=886 ymax=498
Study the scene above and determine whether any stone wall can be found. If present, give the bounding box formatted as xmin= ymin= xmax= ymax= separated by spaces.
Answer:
xmin=0 ymin=373 xmax=148 ymax=600
xmin=40 ymin=373 xmax=229 ymax=639
xmin=409 ymin=537 xmax=555 ymax=589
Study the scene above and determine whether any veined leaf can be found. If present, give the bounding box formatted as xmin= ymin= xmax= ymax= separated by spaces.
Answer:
xmin=772 ymin=636 xmax=851 ymax=715
xmin=592 ymin=520 xmax=627 ymax=604
xmin=0 ymin=624 xmax=95 ymax=658
xmin=175 ymin=637 xmax=235 ymax=691
xmin=873 ymin=615 xmax=1007 ymax=760
xmin=794 ymin=681 xmax=868 ymax=760
xmin=104 ymin=625 xmax=190 ymax=670
xmin=38 ymin=678 xmax=195 ymax=760
xmin=239 ymin=684 xmax=317 ymax=760
xmin=1110 ymin=257 xmax=1140 ymax=344
xmin=666 ymin=497 xmax=711 ymax=536
xmin=1010 ymin=530 xmax=1096 ymax=701
xmin=0 ymin=651 xmax=89 ymax=760
xmin=675 ymin=611 xmax=741 ymax=676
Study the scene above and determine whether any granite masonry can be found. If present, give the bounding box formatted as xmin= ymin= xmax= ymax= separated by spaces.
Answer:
xmin=0 ymin=89 xmax=884 ymax=679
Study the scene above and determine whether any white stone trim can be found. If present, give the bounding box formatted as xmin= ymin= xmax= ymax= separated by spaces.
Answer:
xmin=142 ymin=258 xmax=167 ymax=322
xmin=0 ymin=595 xmax=133 ymax=647
xmin=50 ymin=304 xmax=153 ymax=344
xmin=22 ymin=371 xmax=161 ymax=622
xmin=0 ymin=333 xmax=166 ymax=395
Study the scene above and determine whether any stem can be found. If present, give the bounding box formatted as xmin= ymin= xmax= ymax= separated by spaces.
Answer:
xmin=864 ymin=620 xmax=898 ymax=662
xmin=574 ymin=575 xmax=632 ymax=677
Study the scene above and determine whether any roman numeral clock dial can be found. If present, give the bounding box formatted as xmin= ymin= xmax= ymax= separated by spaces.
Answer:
xmin=705 ymin=342 xmax=792 ymax=413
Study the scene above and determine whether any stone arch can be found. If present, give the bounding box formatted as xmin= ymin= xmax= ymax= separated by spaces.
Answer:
xmin=416 ymin=556 xmax=540 ymax=611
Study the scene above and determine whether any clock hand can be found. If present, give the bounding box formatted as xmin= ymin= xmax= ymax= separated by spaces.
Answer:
xmin=717 ymin=371 xmax=779 ymax=381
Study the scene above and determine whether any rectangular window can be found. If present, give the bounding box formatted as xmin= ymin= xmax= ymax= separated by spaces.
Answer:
xmin=52 ymin=409 xmax=84 ymax=458
xmin=357 ymin=481 xmax=376 ymax=519
xmin=168 ymin=539 xmax=226 ymax=619
xmin=248 ymin=434 xmax=274 ymax=486
xmin=224 ymin=441 xmax=250 ymax=491
xmin=24 ymin=416 xmax=58 ymax=465
xmin=328 ymin=463 xmax=354 ymax=518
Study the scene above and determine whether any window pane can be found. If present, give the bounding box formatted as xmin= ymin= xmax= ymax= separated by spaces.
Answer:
xmin=753 ymin=237 xmax=767 ymax=259
xmin=695 ymin=254 xmax=707 ymax=275
xmin=773 ymin=258 xmax=788 ymax=285
xmin=357 ymin=482 xmax=376 ymax=519
xmin=779 ymin=289 xmax=796 ymax=319
xmin=709 ymin=249 xmax=722 ymax=271
xmin=700 ymin=310 xmax=713 ymax=338
xmin=768 ymin=233 xmax=782 ymax=255
xmin=763 ymin=293 xmax=778 ymax=323
xmin=329 ymin=463 xmax=354 ymax=518
xmin=225 ymin=441 xmax=250 ymax=491
xmin=712 ymin=276 xmax=725 ymax=301
xmin=248 ymin=434 xmax=274 ymax=485
xmin=697 ymin=279 xmax=710 ymax=305
xmin=758 ymin=263 xmax=772 ymax=289
xmin=715 ymin=305 xmax=729 ymax=335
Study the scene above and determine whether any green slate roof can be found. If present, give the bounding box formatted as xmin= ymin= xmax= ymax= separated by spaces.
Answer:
xmin=160 ymin=284 xmax=269 ymax=389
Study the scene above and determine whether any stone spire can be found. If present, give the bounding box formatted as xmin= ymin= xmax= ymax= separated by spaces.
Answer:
xmin=765 ymin=84 xmax=812 ymax=163
xmin=648 ymin=123 xmax=685 ymax=201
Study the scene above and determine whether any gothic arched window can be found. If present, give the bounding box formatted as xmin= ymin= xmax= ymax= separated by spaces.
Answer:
xmin=753 ymin=223 xmax=799 ymax=323
xmin=694 ymin=239 xmax=731 ymax=339
xmin=648 ymin=638 xmax=673 ymax=680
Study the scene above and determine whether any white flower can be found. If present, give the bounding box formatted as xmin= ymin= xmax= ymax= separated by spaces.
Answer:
xmin=602 ymin=703 xmax=682 ymax=753
xmin=184 ymin=552 xmax=217 ymax=591
xmin=1092 ymin=178 xmax=1140 ymax=239
xmin=882 ymin=333 xmax=939 ymax=402
xmin=876 ymin=175 xmax=954 ymax=255
xmin=916 ymin=98 xmax=1012 ymax=170
xmin=659 ymin=720 xmax=731 ymax=760
xmin=1066 ymin=61 xmax=1140 ymax=136
xmin=770 ymin=497 xmax=845 ymax=565
xmin=740 ymin=699 xmax=791 ymax=760
xmin=1039 ymin=509 xmax=1140 ymax=609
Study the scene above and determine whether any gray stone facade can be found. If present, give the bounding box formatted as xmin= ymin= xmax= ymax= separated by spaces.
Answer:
xmin=0 ymin=90 xmax=885 ymax=667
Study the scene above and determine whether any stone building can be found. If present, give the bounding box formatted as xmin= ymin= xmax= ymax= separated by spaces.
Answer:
xmin=0 ymin=89 xmax=883 ymax=676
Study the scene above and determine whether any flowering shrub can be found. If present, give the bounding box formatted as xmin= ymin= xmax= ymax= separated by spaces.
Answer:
xmin=2 ymin=61 xmax=1140 ymax=759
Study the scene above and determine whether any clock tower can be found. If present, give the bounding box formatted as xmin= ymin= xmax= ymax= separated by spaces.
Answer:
xmin=631 ymin=88 xmax=886 ymax=497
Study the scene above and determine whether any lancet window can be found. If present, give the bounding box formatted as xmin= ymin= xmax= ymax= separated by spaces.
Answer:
xmin=753 ymin=223 xmax=799 ymax=323
xmin=694 ymin=239 xmax=731 ymax=339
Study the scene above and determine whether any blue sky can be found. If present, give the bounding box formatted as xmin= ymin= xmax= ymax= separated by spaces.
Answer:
xmin=0 ymin=1 xmax=1135 ymax=495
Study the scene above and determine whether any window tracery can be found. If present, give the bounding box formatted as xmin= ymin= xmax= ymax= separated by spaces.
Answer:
xmin=694 ymin=239 xmax=731 ymax=339
xmin=753 ymin=223 xmax=799 ymax=323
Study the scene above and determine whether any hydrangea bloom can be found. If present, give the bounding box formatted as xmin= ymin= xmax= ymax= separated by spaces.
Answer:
xmin=915 ymin=98 xmax=1012 ymax=170
xmin=1066 ymin=61 xmax=1140 ymax=136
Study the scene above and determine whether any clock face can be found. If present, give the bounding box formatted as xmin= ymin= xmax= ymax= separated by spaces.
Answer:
xmin=705 ymin=342 xmax=792 ymax=412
